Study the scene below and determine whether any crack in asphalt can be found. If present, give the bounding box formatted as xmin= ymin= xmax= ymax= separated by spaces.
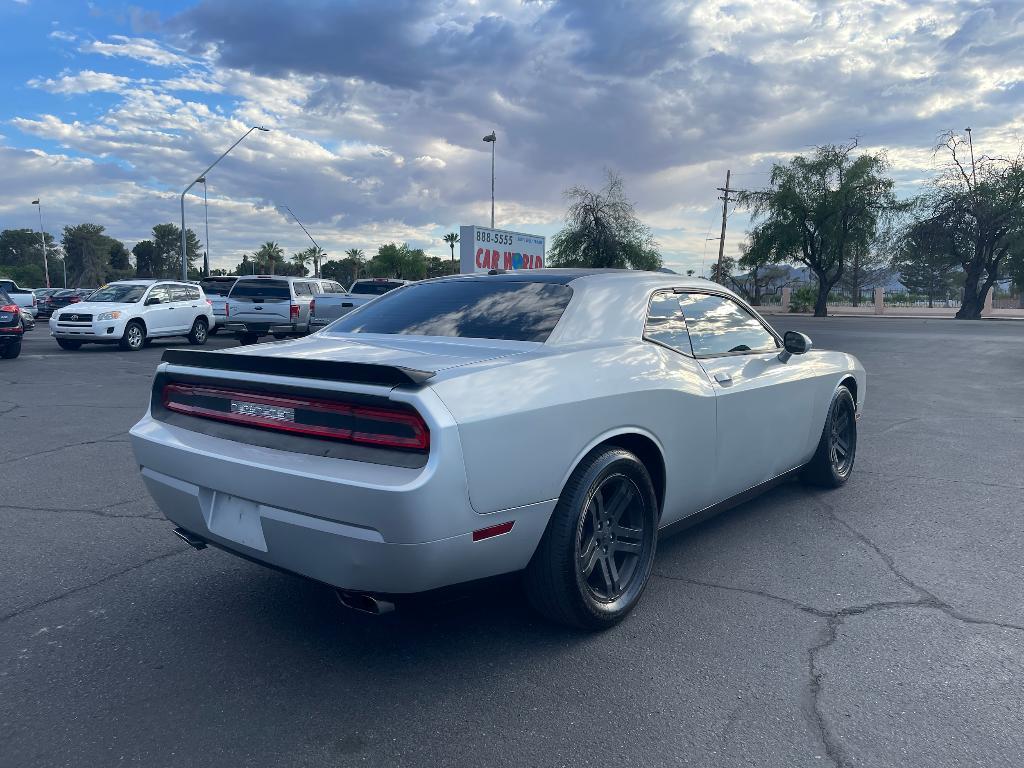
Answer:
xmin=858 ymin=468 xmax=1024 ymax=491
xmin=0 ymin=431 xmax=128 ymax=466
xmin=0 ymin=548 xmax=189 ymax=624
xmin=0 ymin=503 xmax=164 ymax=521
xmin=654 ymin=492 xmax=1024 ymax=767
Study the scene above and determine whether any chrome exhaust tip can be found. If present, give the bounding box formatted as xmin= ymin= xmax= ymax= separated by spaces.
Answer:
xmin=173 ymin=527 xmax=207 ymax=550
xmin=335 ymin=589 xmax=395 ymax=616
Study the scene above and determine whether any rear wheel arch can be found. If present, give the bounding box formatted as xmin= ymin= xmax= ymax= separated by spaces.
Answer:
xmin=561 ymin=430 xmax=666 ymax=519
xmin=838 ymin=375 xmax=858 ymax=407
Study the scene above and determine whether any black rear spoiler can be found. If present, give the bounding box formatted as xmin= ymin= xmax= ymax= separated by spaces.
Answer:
xmin=160 ymin=349 xmax=434 ymax=387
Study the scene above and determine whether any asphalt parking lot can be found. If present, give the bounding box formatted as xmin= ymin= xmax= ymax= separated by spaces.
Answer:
xmin=2 ymin=318 xmax=1023 ymax=768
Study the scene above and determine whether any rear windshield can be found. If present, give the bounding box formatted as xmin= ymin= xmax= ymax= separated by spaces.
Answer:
xmin=350 ymin=281 xmax=405 ymax=296
xmin=200 ymin=279 xmax=237 ymax=296
xmin=331 ymin=280 xmax=572 ymax=342
xmin=230 ymin=280 xmax=290 ymax=299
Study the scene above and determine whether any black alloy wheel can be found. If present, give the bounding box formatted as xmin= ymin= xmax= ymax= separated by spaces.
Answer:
xmin=526 ymin=447 xmax=658 ymax=629
xmin=802 ymin=386 xmax=857 ymax=487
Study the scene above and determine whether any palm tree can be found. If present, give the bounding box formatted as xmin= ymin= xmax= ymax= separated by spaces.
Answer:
xmin=290 ymin=249 xmax=312 ymax=276
xmin=255 ymin=241 xmax=284 ymax=275
xmin=308 ymin=246 xmax=326 ymax=278
xmin=344 ymin=248 xmax=365 ymax=281
xmin=442 ymin=232 xmax=459 ymax=269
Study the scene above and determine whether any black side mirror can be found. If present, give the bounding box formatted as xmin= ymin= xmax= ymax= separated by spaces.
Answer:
xmin=778 ymin=331 xmax=812 ymax=363
xmin=145 ymin=297 xmax=161 ymax=306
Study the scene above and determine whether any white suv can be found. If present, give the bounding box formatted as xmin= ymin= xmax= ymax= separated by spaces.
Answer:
xmin=49 ymin=280 xmax=215 ymax=351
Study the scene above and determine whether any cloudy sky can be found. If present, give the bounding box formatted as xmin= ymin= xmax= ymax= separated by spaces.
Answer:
xmin=1 ymin=0 xmax=1022 ymax=274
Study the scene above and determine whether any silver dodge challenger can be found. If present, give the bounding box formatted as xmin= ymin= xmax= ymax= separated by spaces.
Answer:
xmin=130 ymin=270 xmax=864 ymax=628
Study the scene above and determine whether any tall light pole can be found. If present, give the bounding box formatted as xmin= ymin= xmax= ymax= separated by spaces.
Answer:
xmin=965 ymin=127 xmax=977 ymax=187
xmin=198 ymin=177 xmax=211 ymax=278
xmin=30 ymin=199 xmax=51 ymax=288
xmin=482 ymin=131 xmax=496 ymax=228
xmin=283 ymin=205 xmax=324 ymax=277
xmin=180 ymin=125 xmax=269 ymax=281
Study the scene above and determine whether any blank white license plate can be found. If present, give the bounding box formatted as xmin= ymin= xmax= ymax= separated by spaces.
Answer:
xmin=207 ymin=493 xmax=267 ymax=551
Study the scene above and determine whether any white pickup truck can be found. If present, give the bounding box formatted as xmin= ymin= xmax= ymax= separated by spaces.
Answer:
xmin=309 ymin=278 xmax=412 ymax=330
xmin=0 ymin=279 xmax=38 ymax=317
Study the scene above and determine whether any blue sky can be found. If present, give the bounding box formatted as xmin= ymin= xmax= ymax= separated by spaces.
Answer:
xmin=2 ymin=0 xmax=1022 ymax=273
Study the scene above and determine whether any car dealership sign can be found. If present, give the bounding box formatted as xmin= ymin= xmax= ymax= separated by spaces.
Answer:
xmin=459 ymin=226 xmax=546 ymax=273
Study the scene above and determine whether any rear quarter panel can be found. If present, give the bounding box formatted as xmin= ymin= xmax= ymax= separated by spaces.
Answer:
xmin=430 ymin=342 xmax=720 ymax=521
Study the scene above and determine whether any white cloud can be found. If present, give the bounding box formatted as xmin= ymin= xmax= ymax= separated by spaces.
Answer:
xmin=28 ymin=70 xmax=134 ymax=95
xmin=79 ymin=35 xmax=194 ymax=67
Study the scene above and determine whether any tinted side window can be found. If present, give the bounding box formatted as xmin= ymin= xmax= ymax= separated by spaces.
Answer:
xmin=170 ymin=286 xmax=191 ymax=302
xmin=147 ymin=287 xmax=171 ymax=304
xmin=678 ymin=293 xmax=777 ymax=356
xmin=294 ymin=282 xmax=311 ymax=296
xmin=644 ymin=291 xmax=692 ymax=355
xmin=187 ymin=287 xmax=201 ymax=300
xmin=332 ymin=280 xmax=572 ymax=342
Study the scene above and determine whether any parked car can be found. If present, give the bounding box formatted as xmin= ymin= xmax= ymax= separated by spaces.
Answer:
xmin=18 ymin=306 xmax=35 ymax=331
xmin=33 ymin=288 xmax=61 ymax=318
xmin=131 ymin=270 xmax=865 ymax=628
xmin=309 ymin=278 xmax=412 ymax=330
xmin=0 ymin=279 xmax=37 ymax=318
xmin=223 ymin=275 xmax=321 ymax=344
xmin=47 ymin=288 xmax=96 ymax=316
xmin=0 ymin=288 xmax=24 ymax=359
xmin=49 ymin=279 xmax=214 ymax=351
xmin=198 ymin=276 xmax=238 ymax=334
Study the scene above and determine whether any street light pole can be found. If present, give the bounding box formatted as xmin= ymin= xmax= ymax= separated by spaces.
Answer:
xmin=198 ymin=177 xmax=211 ymax=278
xmin=482 ymin=131 xmax=496 ymax=228
xmin=180 ymin=126 xmax=269 ymax=281
xmin=964 ymin=127 xmax=977 ymax=187
xmin=283 ymin=205 xmax=324 ymax=277
xmin=31 ymin=199 xmax=50 ymax=288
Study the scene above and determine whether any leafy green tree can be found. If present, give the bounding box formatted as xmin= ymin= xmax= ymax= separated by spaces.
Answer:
xmin=255 ymin=241 xmax=284 ymax=275
xmin=152 ymin=223 xmax=200 ymax=279
xmin=442 ymin=232 xmax=460 ymax=269
xmin=0 ymin=228 xmax=59 ymax=270
xmin=548 ymin=170 xmax=662 ymax=270
xmin=133 ymin=241 xmax=156 ymax=277
xmin=930 ymin=131 xmax=1024 ymax=319
xmin=893 ymin=215 xmax=963 ymax=307
xmin=369 ymin=243 xmax=427 ymax=280
xmin=290 ymin=249 xmax=312 ymax=276
xmin=62 ymin=224 xmax=115 ymax=286
xmin=739 ymin=142 xmax=900 ymax=316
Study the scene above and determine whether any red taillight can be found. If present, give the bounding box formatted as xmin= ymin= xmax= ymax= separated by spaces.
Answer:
xmin=225 ymin=303 xmax=229 ymax=317
xmin=161 ymin=383 xmax=429 ymax=451
xmin=69 ymin=296 xmax=81 ymax=303
xmin=1 ymin=304 xmax=17 ymax=313
xmin=290 ymin=303 xmax=299 ymax=320
xmin=473 ymin=521 xmax=515 ymax=541
xmin=206 ymin=298 xmax=212 ymax=306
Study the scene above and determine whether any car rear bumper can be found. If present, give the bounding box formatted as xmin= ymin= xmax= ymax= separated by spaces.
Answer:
xmin=224 ymin=321 xmax=299 ymax=336
xmin=129 ymin=413 xmax=552 ymax=594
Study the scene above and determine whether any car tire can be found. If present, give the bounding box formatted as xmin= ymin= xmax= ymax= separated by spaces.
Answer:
xmin=187 ymin=318 xmax=209 ymax=345
xmin=1 ymin=340 xmax=21 ymax=359
xmin=525 ymin=447 xmax=658 ymax=630
xmin=56 ymin=339 xmax=82 ymax=351
xmin=239 ymin=333 xmax=259 ymax=345
xmin=119 ymin=320 xmax=146 ymax=351
xmin=801 ymin=386 xmax=857 ymax=488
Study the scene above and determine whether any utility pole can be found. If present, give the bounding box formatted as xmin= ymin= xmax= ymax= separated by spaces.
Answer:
xmin=964 ymin=127 xmax=977 ymax=186
xmin=714 ymin=170 xmax=739 ymax=283
xmin=31 ymin=199 xmax=50 ymax=288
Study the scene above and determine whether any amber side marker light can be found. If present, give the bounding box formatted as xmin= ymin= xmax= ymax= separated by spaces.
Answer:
xmin=472 ymin=521 xmax=515 ymax=542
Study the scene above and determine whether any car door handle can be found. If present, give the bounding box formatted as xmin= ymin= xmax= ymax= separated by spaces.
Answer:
xmin=713 ymin=372 xmax=733 ymax=385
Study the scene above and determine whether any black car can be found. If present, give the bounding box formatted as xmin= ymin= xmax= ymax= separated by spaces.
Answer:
xmin=47 ymin=288 xmax=95 ymax=314
xmin=34 ymin=287 xmax=63 ymax=319
xmin=0 ymin=289 xmax=24 ymax=359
